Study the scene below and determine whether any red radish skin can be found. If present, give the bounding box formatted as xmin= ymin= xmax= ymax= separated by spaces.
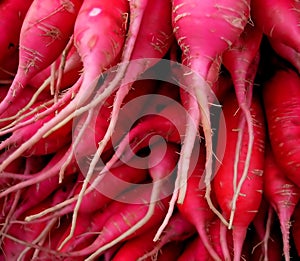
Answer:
xmin=175 ymin=151 xmax=222 ymax=261
xmin=0 ymin=0 xmax=33 ymax=63
xmin=222 ymin=22 xmax=262 ymax=233
xmin=0 ymin=0 xmax=83 ymax=116
xmin=0 ymin=146 xmax=77 ymax=200
xmin=213 ymin=91 xmax=265 ymax=261
xmin=25 ymin=157 xmax=149 ymax=221
xmin=0 ymin=102 xmax=73 ymax=156
xmin=269 ymin=38 xmax=300 ymax=73
xmin=62 ymin=186 xmax=170 ymax=260
xmin=0 ymin=0 xmax=129 ymax=173
xmin=171 ymin=0 xmax=250 ymax=220
xmin=251 ymin=0 xmax=300 ymax=52
xmin=72 ymin=142 xmax=179 ymax=260
xmin=28 ymin=44 xmax=82 ymax=90
xmin=263 ymin=69 xmax=300 ymax=188
xmin=264 ymin=147 xmax=300 ymax=261
xmin=62 ymin=0 xmax=173 ymax=243
xmin=92 ymin=0 xmax=173 ymax=169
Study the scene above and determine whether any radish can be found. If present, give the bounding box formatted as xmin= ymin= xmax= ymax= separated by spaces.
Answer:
xmin=0 ymin=101 xmax=73 ymax=156
xmin=170 ymin=0 xmax=250 ymax=224
xmin=0 ymin=0 xmax=83 ymax=116
xmin=251 ymin=0 xmax=300 ymax=53
xmin=0 ymin=0 xmax=33 ymax=64
xmin=24 ymin=156 xmax=149 ymax=221
xmin=213 ymin=91 xmax=266 ymax=261
xmin=269 ymin=38 xmax=300 ymax=74
xmin=61 ymin=185 xmax=171 ymax=260
xmin=264 ymin=147 xmax=300 ymax=260
xmin=263 ymin=68 xmax=300 ymax=188
xmin=0 ymin=0 xmax=129 ymax=173
xmin=174 ymin=149 xmax=222 ymax=261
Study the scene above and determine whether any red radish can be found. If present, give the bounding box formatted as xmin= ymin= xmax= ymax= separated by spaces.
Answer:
xmin=61 ymin=0 xmax=173 ymax=243
xmin=102 ymin=101 xmax=186 ymax=173
xmin=209 ymin=218 xmax=234 ymax=260
xmin=0 ymin=101 xmax=73 ymax=156
xmin=269 ymin=38 xmax=300 ymax=73
xmin=63 ymin=142 xmax=178 ymax=259
xmin=171 ymin=0 xmax=250 ymax=221
xmin=264 ymin=146 xmax=300 ymax=261
xmin=251 ymin=0 xmax=300 ymax=52
xmin=174 ymin=150 xmax=222 ymax=261
xmin=61 ymin=186 xmax=171 ymax=260
xmin=57 ymin=200 xmax=126 ymax=252
xmin=0 ymin=0 xmax=33 ymax=63
xmin=222 ymin=24 xmax=263 ymax=213
xmin=24 ymin=157 xmax=149 ymax=221
xmin=213 ymin=91 xmax=265 ymax=261
xmin=0 ymin=146 xmax=77 ymax=199
xmin=91 ymin=0 xmax=173 ymax=170
xmin=0 ymin=85 xmax=51 ymax=128
xmin=0 ymin=50 xmax=19 ymax=83
xmin=28 ymin=43 xmax=82 ymax=91
xmin=0 ymin=0 xmax=129 ymax=172
xmin=1 ymin=198 xmax=55 ymax=260
xmin=263 ymin=69 xmax=300 ymax=188
xmin=0 ymin=0 xmax=83 ymax=116
xmin=251 ymin=207 xmax=283 ymax=261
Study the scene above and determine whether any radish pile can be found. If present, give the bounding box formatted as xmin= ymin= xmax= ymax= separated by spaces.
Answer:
xmin=1 ymin=0 xmax=300 ymax=260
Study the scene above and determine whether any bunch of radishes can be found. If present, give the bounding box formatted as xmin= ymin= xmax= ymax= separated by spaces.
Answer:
xmin=1 ymin=0 xmax=300 ymax=260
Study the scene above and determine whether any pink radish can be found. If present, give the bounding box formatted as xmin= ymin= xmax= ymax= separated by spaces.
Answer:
xmin=213 ymin=91 xmax=265 ymax=261
xmin=251 ymin=0 xmax=300 ymax=52
xmin=0 ymin=0 xmax=83 ymax=116
xmin=170 ymin=0 xmax=250 ymax=224
xmin=264 ymin=146 xmax=300 ymax=261
xmin=263 ymin=68 xmax=300 ymax=188
xmin=0 ymin=0 xmax=33 ymax=63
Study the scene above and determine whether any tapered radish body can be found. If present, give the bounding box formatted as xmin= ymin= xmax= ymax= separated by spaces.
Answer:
xmin=213 ymin=91 xmax=265 ymax=261
xmin=171 ymin=0 xmax=250 ymax=217
xmin=251 ymin=0 xmax=300 ymax=52
xmin=263 ymin=69 xmax=300 ymax=188
xmin=264 ymin=146 xmax=300 ymax=261
xmin=176 ymin=150 xmax=222 ymax=261
xmin=0 ymin=0 xmax=83 ymax=116
xmin=87 ymin=0 xmax=173 ymax=174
